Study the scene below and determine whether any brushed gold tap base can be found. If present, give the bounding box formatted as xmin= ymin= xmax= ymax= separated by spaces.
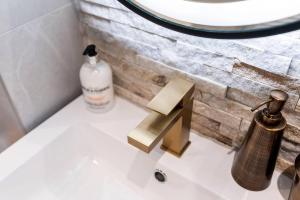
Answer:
xmin=160 ymin=116 xmax=191 ymax=156
xmin=161 ymin=141 xmax=191 ymax=157
xmin=127 ymin=78 xmax=195 ymax=157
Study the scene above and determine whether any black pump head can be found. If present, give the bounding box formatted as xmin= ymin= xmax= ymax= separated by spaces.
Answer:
xmin=83 ymin=44 xmax=97 ymax=57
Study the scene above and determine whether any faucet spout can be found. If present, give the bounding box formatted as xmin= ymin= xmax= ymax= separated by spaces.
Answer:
xmin=127 ymin=78 xmax=195 ymax=157
xmin=128 ymin=108 xmax=182 ymax=153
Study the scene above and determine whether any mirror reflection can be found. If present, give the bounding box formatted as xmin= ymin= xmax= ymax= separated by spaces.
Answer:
xmin=120 ymin=0 xmax=300 ymax=38
xmin=186 ymin=0 xmax=245 ymax=3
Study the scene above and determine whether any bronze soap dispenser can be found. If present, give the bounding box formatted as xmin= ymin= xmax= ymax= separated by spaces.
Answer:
xmin=231 ymin=90 xmax=289 ymax=191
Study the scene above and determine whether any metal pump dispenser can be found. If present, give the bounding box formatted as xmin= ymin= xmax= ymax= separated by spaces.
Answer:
xmin=231 ymin=90 xmax=289 ymax=191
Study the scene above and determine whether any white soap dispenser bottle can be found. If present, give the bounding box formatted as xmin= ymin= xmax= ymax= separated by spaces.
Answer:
xmin=80 ymin=44 xmax=114 ymax=112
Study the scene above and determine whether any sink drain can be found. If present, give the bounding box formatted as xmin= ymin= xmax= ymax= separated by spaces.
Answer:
xmin=154 ymin=169 xmax=167 ymax=183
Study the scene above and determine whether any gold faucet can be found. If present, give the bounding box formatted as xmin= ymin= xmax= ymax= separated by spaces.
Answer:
xmin=128 ymin=78 xmax=195 ymax=157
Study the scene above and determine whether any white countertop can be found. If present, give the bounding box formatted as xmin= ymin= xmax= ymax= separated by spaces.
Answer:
xmin=0 ymin=96 xmax=292 ymax=200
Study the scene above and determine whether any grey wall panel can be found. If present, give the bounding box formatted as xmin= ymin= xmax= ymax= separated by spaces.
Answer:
xmin=0 ymin=76 xmax=25 ymax=152
xmin=0 ymin=3 xmax=83 ymax=131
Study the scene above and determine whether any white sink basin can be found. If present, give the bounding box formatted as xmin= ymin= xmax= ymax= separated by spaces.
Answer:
xmin=0 ymin=123 xmax=221 ymax=200
xmin=0 ymin=96 xmax=289 ymax=200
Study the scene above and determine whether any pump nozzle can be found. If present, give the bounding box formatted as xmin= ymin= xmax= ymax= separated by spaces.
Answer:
xmin=251 ymin=99 xmax=273 ymax=112
xmin=251 ymin=90 xmax=288 ymax=114
xmin=83 ymin=44 xmax=97 ymax=57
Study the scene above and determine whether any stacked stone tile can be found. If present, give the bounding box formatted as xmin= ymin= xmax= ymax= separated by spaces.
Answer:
xmin=78 ymin=0 xmax=300 ymax=170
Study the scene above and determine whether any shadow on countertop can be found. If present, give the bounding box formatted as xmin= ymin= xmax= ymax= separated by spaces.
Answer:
xmin=277 ymin=166 xmax=294 ymax=200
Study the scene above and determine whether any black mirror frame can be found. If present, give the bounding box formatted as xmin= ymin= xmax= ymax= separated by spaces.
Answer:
xmin=117 ymin=0 xmax=300 ymax=39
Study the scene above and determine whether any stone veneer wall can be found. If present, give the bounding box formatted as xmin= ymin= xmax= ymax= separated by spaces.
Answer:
xmin=78 ymin=0 xmax=300 ymax=170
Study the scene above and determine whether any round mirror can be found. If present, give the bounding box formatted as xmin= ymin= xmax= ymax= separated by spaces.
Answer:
xmin=117 ymin=0 xmax=300 ymax=38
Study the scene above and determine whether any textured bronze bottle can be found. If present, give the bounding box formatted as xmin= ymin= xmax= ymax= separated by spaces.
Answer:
xmin=289 ymin=154 xmax=300 ymax=200
xmin=231 ymin=90 xmax=288 ymax=191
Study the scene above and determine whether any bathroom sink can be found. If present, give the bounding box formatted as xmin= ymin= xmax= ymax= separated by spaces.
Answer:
xmin=0 ymin=96 xmax=288 ymax=200
xmin=0 ymin=123 xmax=221 ymax=200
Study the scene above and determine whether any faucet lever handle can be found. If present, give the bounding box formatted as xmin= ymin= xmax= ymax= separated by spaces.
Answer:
xmin=147 ymin=78 xmax=194 ymax=115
